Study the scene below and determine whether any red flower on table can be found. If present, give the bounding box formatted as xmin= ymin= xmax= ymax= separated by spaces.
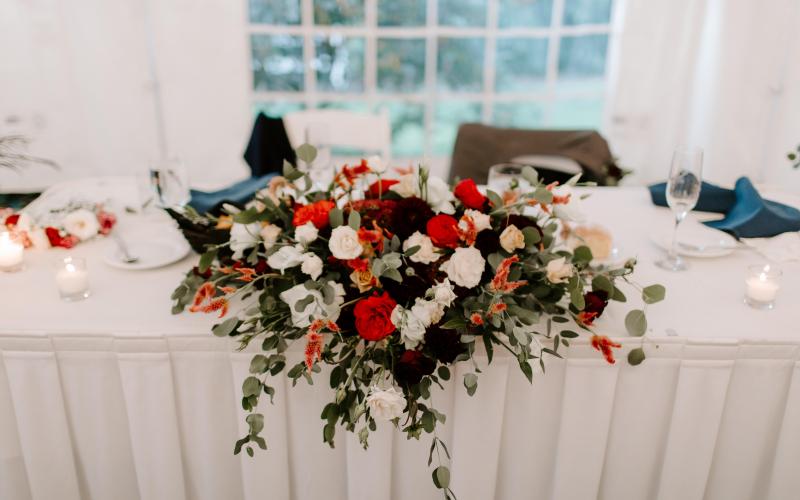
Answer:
xmin=97 ymin=210 xmax=117 ymax=235
xmin=44 ymin=227 xmax=79 ymax=249
xmin=292 ymin=200 xmax=336 ymax=229
xmin=426 ymin=214 xmax=460 ymax=249
xmin=591 ymin=335 xmax=622 ymax=364
xmin=454 ymin=179 xmax=487 ymax=210
xmin=367 ymin=179 xmax=399 ymax=198
xmin=4 ymin=214 xmax=20 ymax=228
xmin=353 ymin=292 xmax=397 ymax=341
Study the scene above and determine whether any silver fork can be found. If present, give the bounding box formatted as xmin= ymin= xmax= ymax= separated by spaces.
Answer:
xmin=112 ymin=232 xmax=139 ymax=264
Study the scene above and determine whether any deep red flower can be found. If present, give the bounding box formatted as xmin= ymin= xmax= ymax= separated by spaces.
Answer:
xmin=44 ymin=227 xmax=79 ymax=249
xmin=591 ymin=335 xmax=622 ymax=364
xmin=578 ymin=291 xmax=609 ymax=326
xmin=353 ymin=292 xmax=397 ymax=341
xmin=454 ymin=179 xmax=487 ymax=210
xmin=393 ymin=350 xmax=436 ymax=386
xmin=292 ymin=200 xmax=336 ymax=229
xmin=97 ymin=210 xmax=116 ymax=235
xmin=426 ymin=214 xmax=460 ymax=249
xmin=367 ymin=179 xmax=399 ymax=199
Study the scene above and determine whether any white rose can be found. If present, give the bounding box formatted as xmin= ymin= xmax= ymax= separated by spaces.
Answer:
xmin=367 ymin=155 xmax=387 ymax=174
xmin=62 ymin=209 xmax=100 ymax=241
xmin=552 ymin=186 xmax=586 ymax=223
xmin=411 ymin=298 xmax=444 ymax=326
xmin=499 ymin=224 xmax=525 ymax=253
xmin=425 ymin=176 xmax=455 ymax=214
xmin=366 ymin=387 xmax=406 ymax=421
xmin=546 ymin=256 xmax=574 ymax=284
xmin=229 ymin=222 xmax=261 ymax=259
xmin=391 ymin=305 xmax=427 ymax=349
xmin=267 ymin=244 xmax=305 ymax=272
xmin=328 ymin=226 xmax=363 ymax=260
xmin=428 ymin=279 xmax=457 ymax=308
xmin=279 ymin=281 xmax=345 ymax=328
xmin=389 ymin=173 xmax=419 ymax=198
xmin=301 ymin=253 xmax=324 ymax=280
xmin=441 ymin=246 xmax=486 ymax=289
xmin=260 ymin=224 xmax=282 ymax=250
xmin=459 ymin=209 xmax=491 ymax=234
xmin=402 ymin=231 xmax=440 ymax=264
xmin=28 ymin=227 xmax=50 ymax=249
xmin=295 ymin=222 xmax=319 ymax=245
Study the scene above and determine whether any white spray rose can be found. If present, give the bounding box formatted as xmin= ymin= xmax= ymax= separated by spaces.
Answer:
xmin=425 ymin=176 xmax=455 ymax=214
xmin=366 ymin=387 xmax=406 ymax=421
xmin=300 ymin=253 xmax=324 ymax=280
xmin=260 ymin=224 xmax=282 ymax=250
xmin=499 ymin=224 xmax=525 ymax=253
xmin=229 ymin=222 xmax=261 ymax=259
xmin=267 ymin=245 xmax=305 ymax=272
xmin=552 ymin=185 xmax=586 ymax=223
xmin=402 ymin=231 xmax=440 ymax=264
xmin=295 ymin=221 xmax=319 ymax=245
xmin=441 ymin=246 xmax=486 ymax=289
xmin=62 ymin=209 xmax=100 ymax=241
xmin=391 ymin=305 xmax=427 ymax=349
xmin=428 ymin=279 xmax=457 ymax=308
xmin=367 ymin=155 xmax=387 ymax=174
xmin=328 ymin=225 xmax=363 ymax=260
xmin=546 ymin=256 xmax=574 ymax=284
xmin=390 ymin=173 xmax=419 ymax=198
xmin=411 ymin=298 xmax=444 ymax=326
xmin=279 ymin=282 xmax=345 ymax=328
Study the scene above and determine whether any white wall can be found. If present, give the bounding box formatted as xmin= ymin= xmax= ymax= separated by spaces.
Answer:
xmin=0 ymin=0 xmax=252 ymax=192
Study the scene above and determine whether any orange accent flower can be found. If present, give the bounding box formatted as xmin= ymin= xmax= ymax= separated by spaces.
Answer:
xmin=577 ymin=311 xmax=599 ymax=326
xmin=470 ymin=313 xmax=484 ymax=325
xmin=488 ymin=302 xmax=508 ymax=316
xmin=236 ymin=267 xmax=257 ymax=282
xmin=488 ymin=255 xmax=528 ymax=293
xmin=334 ymin=159 xmax=371 ymax=189
xmin=190 ymin=282 xmax=216 ymax=311
xmin=304 ymin=332 xmax=324 ymax=371
xmin=457 ymin=213 xmax=478 ymax=246
xmin=292 ymin=200 xmax=336 ymax=229
xmin=189 ymin=282 xmax=229 ymax=318
xmin=218 ymin=286 xmax=237 ymax=294
xmin=591 ymin=335 xmax=622 ymax=364
xmin=395 ymin=165 xmax=414 ymax=175
xmin=202 ymin=297 xmax=229 ymax=318
xmin=215 ymin=215 xmax=233 ymax=229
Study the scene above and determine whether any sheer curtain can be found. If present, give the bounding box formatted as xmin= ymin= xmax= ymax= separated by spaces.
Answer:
xmin=606 ymin=0 xmax=800 ymax=188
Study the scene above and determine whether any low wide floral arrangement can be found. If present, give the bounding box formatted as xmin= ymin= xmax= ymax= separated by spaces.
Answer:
xmin=172 ymin=147 xmax=663 ymax=497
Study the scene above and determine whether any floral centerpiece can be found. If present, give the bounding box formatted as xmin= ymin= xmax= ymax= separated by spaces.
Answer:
xmin=172 ymin=147 xmax=663 ymax=497
xmin=2 ymin=204 xmax=116 ymax=249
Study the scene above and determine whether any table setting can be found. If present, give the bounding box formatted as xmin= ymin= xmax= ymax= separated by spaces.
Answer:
xmin=1 ymin=147 xmax=800 ymax=500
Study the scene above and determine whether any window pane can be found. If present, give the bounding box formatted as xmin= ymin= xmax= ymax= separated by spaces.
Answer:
xmin=314 ymin=0 xmax=364 ymax=25
xmin=550 ymin=97 xmax=604 ymax=129
xmin=378 ymin=0 xmax=426 ymax=26
xmin=249 ymin=0 xmax=301 ymax=24
xmin=438 ymin=0 xmax=486 ymax=26
xmin=376 ymin=101 xmax=425 ymax=157
xmin=253 ymin=101 xmax=306 ymax=117
xmin=317 ymin=101 xmax=372 ymax=112
xmin=558 ymin=34 xmax=608 ymax=79
xmin=251 ymin=35 xmax=304 ymax=91
xmin=495 ymin=38 xmax=547 ymax=92
xmin=498 ymin=0 xmax=552 ymax=28
xmin=437 ymin=38 xmax=485 ymax=92
xmin=433 ymin=101 xmax=482 ymax=155
xmin=493 ymin=102 xmax=546 ymax=128
xmin=563 ymin=0 xmax=612 ymax=25
xmin=314 ymin=36 xmax=365 ymax=92
xmin=377 ymin=39 xmax=425 ymax=93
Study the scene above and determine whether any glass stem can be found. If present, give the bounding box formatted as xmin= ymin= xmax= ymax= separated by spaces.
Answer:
xmin=669 ymin=213 xmax=684 ymax=260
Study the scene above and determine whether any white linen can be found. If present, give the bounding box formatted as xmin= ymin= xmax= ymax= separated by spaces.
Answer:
xmin=1 ymin=187 xmax=799 ymax=500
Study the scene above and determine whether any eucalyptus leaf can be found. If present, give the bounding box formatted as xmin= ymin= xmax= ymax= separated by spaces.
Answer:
xmin=628 ymin=347 xmax=646 ymax=366
xmin=199 ymin=249 xmax=217 ymax=273
xmin=592 ymin=275 xmax=614 ymax=294
xmin=295 ymin=143 xmax=318 ymax=164
xmin=212 ymin=317 xmax=239 ymax=337
xmin=432 ymin=466 xmax=450 ymax=489
xmin=242 ymin=376 xmax=261 ymax=397
xmin=348 ymin=210 xmax=361 ymax=230
xmin=521 ymin=166 xmax=539 ymax=185
xmin=625 ymin=309 xmax=647 ymax=337
xmin=329 ymin=208 xmax=343 ymax=228
xmin=463 ymin=373 xmax=478 ymax=396
xmin=642 ymin=284 xmax=666 ymax=304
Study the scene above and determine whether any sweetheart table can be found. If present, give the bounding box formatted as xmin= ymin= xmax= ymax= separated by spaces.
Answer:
xmin=1 ymin=186 xmax=799 ymax=500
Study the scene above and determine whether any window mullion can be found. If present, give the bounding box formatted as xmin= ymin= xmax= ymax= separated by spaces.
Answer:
xmin=301 ymin=0 xmax=316 ymax=108
xmin=545 ymin=0 xmax=566 ymax=126
xmin=424 ymin=0 xmax=438 ymax=160
xmin=483 ymin=0 xmax=499 ymax=125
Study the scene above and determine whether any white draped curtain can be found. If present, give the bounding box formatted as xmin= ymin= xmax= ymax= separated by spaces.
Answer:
xmin=606 ymin=0 xmax=800 ymax=188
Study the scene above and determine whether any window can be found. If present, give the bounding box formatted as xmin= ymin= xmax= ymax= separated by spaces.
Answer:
xmin=248 ymin=0 xmax=614 ymax=159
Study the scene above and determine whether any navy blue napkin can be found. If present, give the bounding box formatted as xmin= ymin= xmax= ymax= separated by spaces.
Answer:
xmin=189 ymin=174 xmax=276 ymax=214
xmin=649 ymin=177 xmax=800 ymax=238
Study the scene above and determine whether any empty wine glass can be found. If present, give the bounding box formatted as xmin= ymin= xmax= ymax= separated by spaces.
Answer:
xmin=656 ymin=147 xmax=703 ymax=271
xmin=148 ymin=158 xmax=190 ymax=208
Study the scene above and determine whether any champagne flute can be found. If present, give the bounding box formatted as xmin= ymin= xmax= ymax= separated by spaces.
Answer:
xmin=656 ymin=147 xmax=703 ymax=271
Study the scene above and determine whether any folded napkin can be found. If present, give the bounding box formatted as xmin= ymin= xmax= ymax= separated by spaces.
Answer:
xmin=649 ymin=177 xmax=800 ymax=238
xmin=189 ymin=174 xmax=275 ymax=215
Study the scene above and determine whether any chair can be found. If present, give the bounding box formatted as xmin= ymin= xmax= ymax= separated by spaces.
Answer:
xmin=449 ymin=123 xmax=623 ymax=185
xmin=283 ymin=109 xmax=392 ymax=163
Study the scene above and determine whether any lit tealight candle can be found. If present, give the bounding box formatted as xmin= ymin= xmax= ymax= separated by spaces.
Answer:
xmin=0 ymin=231 xmax=24 ymax=272
xmin=55 ymin=257 xmax=91 ymax=301
xmin=745 ymin=264 xmax=781 ymax=309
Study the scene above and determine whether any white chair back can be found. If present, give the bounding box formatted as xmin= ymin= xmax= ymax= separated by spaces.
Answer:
xmin=283 ymin=109 xmax=392 ymax=163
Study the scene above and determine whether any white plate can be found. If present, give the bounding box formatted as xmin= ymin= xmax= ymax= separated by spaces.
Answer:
xmin=103 ymin=237 xmax=191 ymax=270
xmin=650 ymin=220 xmax=738 ymax=258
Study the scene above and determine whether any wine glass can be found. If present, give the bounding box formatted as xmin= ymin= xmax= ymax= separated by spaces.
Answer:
xmin=148 ymin=157 xmax=190 ymax=208
xmin=656 ymin=147 xmax=703 ymax=271
xmin=487 ymin=163 xmax=533 ymax=194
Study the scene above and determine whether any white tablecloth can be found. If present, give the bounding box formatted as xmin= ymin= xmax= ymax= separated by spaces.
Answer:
xmin=1 ymin=187 xmax=799 ymax=500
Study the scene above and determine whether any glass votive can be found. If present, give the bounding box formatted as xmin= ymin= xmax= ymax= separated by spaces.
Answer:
xmin=487 ymin=163 xmax=532 ymax=195
xmin=55 ymin=257 xmax=91 ymax=301
xmin=744 ymin=264 xmax=781 ymax=310
xmin=0 ymin=231 xmax=24 ymax=272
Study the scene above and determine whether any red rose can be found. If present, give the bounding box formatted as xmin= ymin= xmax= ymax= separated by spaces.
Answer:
xmin=97 ymin=210 xmax=117 ymax=235
xmin=44 ymin=227 xmax=79 ymax=249
xmin=426 ymin=214 xmax=460 ymax=249
xmin=367 ymin=179 xmax=399 ymax=199
xmin=292 ymin=200 xmax=336 ymax=229
xmin=454 ymin=179 xmax=487 ymax=210
xmin=353 ymin=292 xmax=397 ymax=341
xmin=5 ymin=214 xmax=20 ymax=227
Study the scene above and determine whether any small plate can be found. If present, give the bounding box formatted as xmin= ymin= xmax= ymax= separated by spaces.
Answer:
xmin=650 ymin=220 xmax=738 ymax=258
xmin=103 ymin=237 xmax=191 ymax=270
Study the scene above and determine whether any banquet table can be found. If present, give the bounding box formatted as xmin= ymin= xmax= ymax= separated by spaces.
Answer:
xmin=1 ymin=185 xmax=800 ymax=500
